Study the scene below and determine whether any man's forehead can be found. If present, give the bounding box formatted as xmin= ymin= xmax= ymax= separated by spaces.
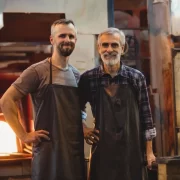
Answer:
xmin=53 ymin=24 xmax=76 ymax=35
xmin=99 ymin=33 xmax=120 ymax=42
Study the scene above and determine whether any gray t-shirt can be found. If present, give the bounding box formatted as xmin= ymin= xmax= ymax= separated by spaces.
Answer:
xmin=13 ymin=58 xmax=80 ymax=94
xmin=13 ymin=58 xmax=80 ymax=114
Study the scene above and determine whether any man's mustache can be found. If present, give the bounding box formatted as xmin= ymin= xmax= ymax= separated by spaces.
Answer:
xmin=103 ymin=52 xmax=117 ymax=57
xmin=61 ymin=42 xmax=74 ymax=46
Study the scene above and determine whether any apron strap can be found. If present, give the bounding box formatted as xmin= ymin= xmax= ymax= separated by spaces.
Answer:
xmin=48 ymin=59 xmax=77 ymax=86
xmin=49 ymin=58 xmax=52 ymax=84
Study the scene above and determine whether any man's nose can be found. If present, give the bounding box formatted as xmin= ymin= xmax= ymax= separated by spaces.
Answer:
xmin=64 ymin=35 xmax=70 ymax=42
xmin=106 ymin=45 xmax=113 ymax=52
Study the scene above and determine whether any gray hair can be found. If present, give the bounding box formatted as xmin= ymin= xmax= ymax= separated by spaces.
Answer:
xmin=97 ymin=28 xmax=125 ymax=46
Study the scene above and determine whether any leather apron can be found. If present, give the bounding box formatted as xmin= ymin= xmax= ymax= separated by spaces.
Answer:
xmin=31 ymin=61 xmax=85 ymax=180
xmin=89 ymin=83 xmax=147 ymax=180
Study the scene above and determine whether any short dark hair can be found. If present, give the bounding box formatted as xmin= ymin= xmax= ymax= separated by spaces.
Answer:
xmin=51 ymin=19 xmax=76 ymax=35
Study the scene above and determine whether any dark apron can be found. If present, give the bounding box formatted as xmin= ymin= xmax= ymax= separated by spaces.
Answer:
xmin=31 ymin=61 xmax=85 ymax=180
xmin=89 ymin=83 xmax=147 ymax=180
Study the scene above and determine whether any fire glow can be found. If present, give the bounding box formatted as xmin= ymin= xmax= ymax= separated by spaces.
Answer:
xmin=0 ymin=121 xmax=18 ymax=155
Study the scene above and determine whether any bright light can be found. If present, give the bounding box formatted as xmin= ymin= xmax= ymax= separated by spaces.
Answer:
xmin=171 ymin=0 xmax=180 ymax=35
xmin=0 ymin=13 xmax=3 ymax=30
xmin=0 ymin=121 xmax=18 ymax=154
xmin=171 ymin=0 xmax=180 ymax=16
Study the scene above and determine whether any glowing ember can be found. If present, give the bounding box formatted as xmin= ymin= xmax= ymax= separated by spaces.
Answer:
xmin=0 ymin=121 xmax=17 ymax=154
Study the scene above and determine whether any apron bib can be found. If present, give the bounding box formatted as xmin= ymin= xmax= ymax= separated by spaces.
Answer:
xmin=31 ymin=61 xmax=85 ymax=180
xmin=89 ymin=84 xmax=147 ymax=180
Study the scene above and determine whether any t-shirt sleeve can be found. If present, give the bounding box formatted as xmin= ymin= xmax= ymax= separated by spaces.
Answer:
xmin=70 ymin=65 xmax=80 ymax=83
xmin=12 ymin=66 xmax=40 ymax=95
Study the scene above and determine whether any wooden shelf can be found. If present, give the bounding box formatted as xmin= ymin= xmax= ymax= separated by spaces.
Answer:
xmin=0 ymin=153 xmax=32 ymax=162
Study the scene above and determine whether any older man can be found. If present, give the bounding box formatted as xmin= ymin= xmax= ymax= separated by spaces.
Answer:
xmin=79 ymin=28 xmax=156 ymax=180
xmin=0 ymin=19 xmax=85 ymax=180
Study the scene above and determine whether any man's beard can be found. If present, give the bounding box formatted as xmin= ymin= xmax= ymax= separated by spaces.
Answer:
xmin=101 ymin=53 xmax=120 ymax=66
xmin=57 ymin=42 xmax=75 ymax=57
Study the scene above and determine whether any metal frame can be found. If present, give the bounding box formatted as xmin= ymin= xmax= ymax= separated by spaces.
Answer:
xmin=107 ymin=0 xmax=114 ymax=27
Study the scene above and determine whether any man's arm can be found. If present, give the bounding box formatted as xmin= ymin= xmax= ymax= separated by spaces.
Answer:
xmin=0 ymin=86 xmax=50 ymax=144
xmin=138 ymin=74 xmax=156 ymax=169
xmin=145 ymin=128 xmax=156 ymax=169
xmin=146 ymin=140 xmax=156 ymax=169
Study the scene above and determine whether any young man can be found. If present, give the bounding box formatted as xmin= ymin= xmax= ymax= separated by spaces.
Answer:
xmin=79 ymin=28 xmax=156 ymax=180
xmin=0 ymin=19 xmax=85 ymax=180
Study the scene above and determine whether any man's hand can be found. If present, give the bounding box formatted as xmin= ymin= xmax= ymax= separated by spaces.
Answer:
xmin=146 ymin=152 xmax=156 ymax=170
xmin=22 ymin=130 xmax=50 ymax=146
xmin=83 ymin=126 xmax=99 ymax=145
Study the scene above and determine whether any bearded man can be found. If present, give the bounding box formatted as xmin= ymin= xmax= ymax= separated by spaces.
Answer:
xmin=79 ymin=28 xmax=156 ymax=180
xmin=0 ymin=19 xmax=85 ymax=180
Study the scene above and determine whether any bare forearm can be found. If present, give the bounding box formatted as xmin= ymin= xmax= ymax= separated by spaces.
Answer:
xmin=146 ymin=140 xmax=153 ymax=154
xmin=0 ymin=97 xmax=27 ymax=141
xmin=146 ymin=140 xmax=156 ymax=169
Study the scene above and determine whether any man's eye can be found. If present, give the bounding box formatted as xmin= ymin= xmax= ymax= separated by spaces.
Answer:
xmin=111 ymin=43 xmax=119 ymax=48
xmin=102 ymin=43 xmax=109 ymax=48
xmin=69 ymin=35 xmax=75 ymax=39
xmin=59 ymin=34 xmax=66 ymax=38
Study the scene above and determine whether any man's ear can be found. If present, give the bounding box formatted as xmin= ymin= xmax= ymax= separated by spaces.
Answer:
xmin=121 ymin=45 xmax=125 ymax=54
xmin=122 ymin=45 xmax=125 ymax=51
xmin=50 ymin=35 xmax=54 ymax=45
